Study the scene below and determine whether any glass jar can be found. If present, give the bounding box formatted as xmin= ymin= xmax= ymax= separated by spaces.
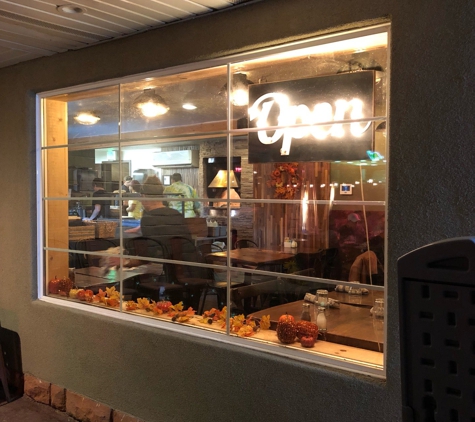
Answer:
xmin=316 ymin=289 xmax=328 ymax=308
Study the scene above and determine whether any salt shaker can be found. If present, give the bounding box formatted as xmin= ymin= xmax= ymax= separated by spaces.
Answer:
xmin=300 ymin=303 xmax=311 ymax=321
xmin=316 ymin=306 xmax=327 ymax=334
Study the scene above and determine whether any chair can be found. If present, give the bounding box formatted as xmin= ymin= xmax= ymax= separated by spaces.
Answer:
xmin=314 ymin=247 xmax=340 ymax=280
xmin=197 ymin=242 xmax=224 ymax=256
xmin=200 ymin=246 xmax=246 ymax=310
xmin=234 ymin=239 xmax=258 ymax=249
xmin=73 ymin=238 xmax=118 ymax=269
xmin=230 ymin=278 xmax=288 ymax=316
xmin=348 ymin=250 xmax=384 ymax=285
xmin=125 ymin=237 xmax=185 ymax=302
xmin=168 ymin=236 xmax=214 ymax=313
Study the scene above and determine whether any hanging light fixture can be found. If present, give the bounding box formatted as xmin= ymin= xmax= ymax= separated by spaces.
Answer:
xmin=219 ymin=73 xmax=253 ymax=107
xmin=208 ymin=170 xmax=239 ymax=188
xmin=133 ymin=88 xmax=169 ymax=118
xmin=208 ymin=170 xmax=241 ymax=208
xmin=74 ymin=112 xmax=100 ymax=125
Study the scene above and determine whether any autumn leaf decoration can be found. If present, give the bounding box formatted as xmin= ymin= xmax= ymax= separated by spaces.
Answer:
xmin=267 ymin=162 xmax=302 ymax=199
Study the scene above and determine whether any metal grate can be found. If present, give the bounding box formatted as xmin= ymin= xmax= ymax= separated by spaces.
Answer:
xmin=398 ymin=238 xmax=475 ymax=422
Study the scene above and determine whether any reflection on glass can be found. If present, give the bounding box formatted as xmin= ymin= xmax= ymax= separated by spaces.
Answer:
xmin=41 ymin=26 xmax=389 ymax=370
xmin=372 ymin=298 xmax=385 ymax=350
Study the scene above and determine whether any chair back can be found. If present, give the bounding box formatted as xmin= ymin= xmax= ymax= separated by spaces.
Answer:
xmin=74 ymin=238 xmax=118 ymax=268
xmin=314 ymin=247 xmax=340 ymax=279
xmin=125 ymin=236 xmax=167 ymax=260
xmin=124 ymin=237 xmax=170 ymax=286
xmin=169 ymin=236 xmax=209 ymax=280
xmin=235 ymin=239 xmax=258 ymax=249
xmin=230 ymin=278 xmax=287 ymax=315
xmin=197 ymin=243 xmax=224 ymax=257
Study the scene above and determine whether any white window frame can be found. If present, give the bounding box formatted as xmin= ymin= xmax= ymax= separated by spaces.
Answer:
xmin=36 ymin=23 xmax=390 ymax=378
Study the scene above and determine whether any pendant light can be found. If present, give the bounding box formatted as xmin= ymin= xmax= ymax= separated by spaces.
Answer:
xmin=133 ymin=88 xmax=169 ymax=118
xmin=219 ymin=73 xmax=253 ymax=107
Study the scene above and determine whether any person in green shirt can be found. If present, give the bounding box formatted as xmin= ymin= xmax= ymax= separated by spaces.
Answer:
xmin=163 ymin=173 xmax=201 ymax=218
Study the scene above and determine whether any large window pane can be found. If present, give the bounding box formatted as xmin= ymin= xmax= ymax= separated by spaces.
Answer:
xmin=40 ymin=25 xmax=389 ymax=375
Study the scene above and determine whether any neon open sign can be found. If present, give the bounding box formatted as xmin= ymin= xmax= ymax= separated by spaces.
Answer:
xmin=247 ymin=71 xmax=375 ymax=163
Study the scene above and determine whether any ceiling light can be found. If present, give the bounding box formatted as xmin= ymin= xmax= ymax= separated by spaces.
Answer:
xmin=133 ymin=89 xmax=169 ymax=118
xmin=74 ymin=112 xmax=100 ymax=125
xmin=56 ymin=5 xmax=86 ymax=14
xmin=182 ymin=89 xmax=201 ymax=110
xmin=182 ymin=103 xmax=197 ymax=110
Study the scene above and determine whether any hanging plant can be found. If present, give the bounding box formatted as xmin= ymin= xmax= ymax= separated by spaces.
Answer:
xmin=267 ymin=162 xmax=302 ymax=199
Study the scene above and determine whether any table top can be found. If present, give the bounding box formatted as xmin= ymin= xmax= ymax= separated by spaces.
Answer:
xmin=328 ymin=290 xmax=384 ymax=308
xmin=209 ymin=248 xmax=295 ymax=267
xmin=249 ymin=299 xmax=383 ymax=352
xmin=74 ymin=266 xmax=145 ymax=289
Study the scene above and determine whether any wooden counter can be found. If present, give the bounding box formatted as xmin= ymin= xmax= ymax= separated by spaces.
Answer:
xmin=249 ymin=299 xmax=384 ymax=352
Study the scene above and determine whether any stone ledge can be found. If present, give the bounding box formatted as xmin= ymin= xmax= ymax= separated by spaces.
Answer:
xmin=66 ymin=390 xmax=111 ymax=422
xmin=24 ymin=373 xmax=50 ymax=405
xmin=24 ymin=374 xmax=145 ymax=422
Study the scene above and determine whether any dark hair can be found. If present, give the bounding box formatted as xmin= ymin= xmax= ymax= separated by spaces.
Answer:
xmin=171 ymin=173 xmax=182 ymax=182
xmin=92 ymin=178 xmax=104 ymax=188
xmin=130 ymin=179 xmax=141 ymax=193
xmin=124 ymin=176 xmax=133 ymax=181
xmin=141 ymin=175 xmax=164 ymax=196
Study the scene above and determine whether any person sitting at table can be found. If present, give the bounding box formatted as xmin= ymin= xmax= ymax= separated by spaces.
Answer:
xmin=106 ymin=176 xmax=194 ymax=266
xmin=139 ymin=175 xmax=208 ymax=309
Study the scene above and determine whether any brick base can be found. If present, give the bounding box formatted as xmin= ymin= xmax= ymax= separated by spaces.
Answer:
xmin=24 ymin=374 xmax=145 ymax=422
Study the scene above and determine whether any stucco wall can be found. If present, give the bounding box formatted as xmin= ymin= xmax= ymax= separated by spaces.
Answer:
xmin=0 ymin=0 xmax=473 ymax=421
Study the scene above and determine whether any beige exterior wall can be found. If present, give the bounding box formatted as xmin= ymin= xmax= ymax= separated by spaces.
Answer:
xmin=0 ymin=0 xmax=473 ymax=420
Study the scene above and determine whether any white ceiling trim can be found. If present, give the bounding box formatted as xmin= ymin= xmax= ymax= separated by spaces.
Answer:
xmin=0 ymin=0 xmax=259 ymax=69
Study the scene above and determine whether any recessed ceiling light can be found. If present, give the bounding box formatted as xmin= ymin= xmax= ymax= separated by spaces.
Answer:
xmin=56 ymin=5 xmax=86 ymax=14
xmin=74 ymin=112 xmax=100 ymax=125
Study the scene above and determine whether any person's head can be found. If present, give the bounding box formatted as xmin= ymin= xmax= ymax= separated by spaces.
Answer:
xmin=347 ymin=212 xmax=361 ymax=226
xmin=141 ymin=175 xmax=164 ymax=210
xmin=129 ymin=179 xmax=141 ymax=193
xmin=123 ymin=176 xmax=132 ymax=187
xmin=171 ymin=173 xmax=182 ymax=183
xmin=92 ymin=178 xmax=104 ymax=190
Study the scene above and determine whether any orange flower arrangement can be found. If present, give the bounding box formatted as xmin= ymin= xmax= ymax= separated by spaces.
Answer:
xmin=267 ymin=162 xmax=302 ymax=199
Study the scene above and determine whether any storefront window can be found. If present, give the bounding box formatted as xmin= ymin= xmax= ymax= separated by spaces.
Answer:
xmin=39 ymin=24 xmax=389 ymax=375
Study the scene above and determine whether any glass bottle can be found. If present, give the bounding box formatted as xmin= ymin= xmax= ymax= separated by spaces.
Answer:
xmin=300 ymin=303 xmax=311 ymax=321
xmin=316 ymin=306 xmax=327 ymax=334
xmin=76 ymin=201 xmax=84 ymax=219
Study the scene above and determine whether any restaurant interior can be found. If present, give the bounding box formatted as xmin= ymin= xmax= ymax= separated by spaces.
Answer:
xmin=42 ymin=27 xmax=388 ymax=372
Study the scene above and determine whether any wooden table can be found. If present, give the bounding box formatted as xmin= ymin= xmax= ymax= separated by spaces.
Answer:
xmin=328 ymin=290 xmax=384 ymax=308
xmin=249 ymin=300 xmax=384 ymax=352
xmin=74 ymin=266 xmax=146 ymax=290
xmin=209 ymin=249 xmax=295 ymax=268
